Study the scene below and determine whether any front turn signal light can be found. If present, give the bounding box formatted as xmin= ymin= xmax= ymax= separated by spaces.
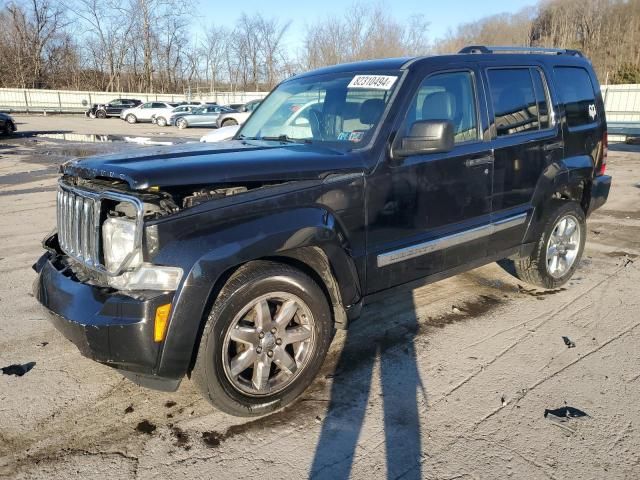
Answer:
xmin=154 ymin=303 xmax=172 ymax=343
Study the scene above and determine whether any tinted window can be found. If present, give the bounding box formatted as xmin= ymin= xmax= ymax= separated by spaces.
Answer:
xmin=553 ymin=67 xmax=597 ymax=127
xmin=151 ymin=102 xmax=165 ymax=108
xmin=488 ymin=68 xmax=545 ymax=136
xmin=405 ymin=71 xmax=478 ymax=144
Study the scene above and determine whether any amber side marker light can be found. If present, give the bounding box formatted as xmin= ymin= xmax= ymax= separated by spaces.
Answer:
xmin=154 ymin=303 xmax=172 ymax=343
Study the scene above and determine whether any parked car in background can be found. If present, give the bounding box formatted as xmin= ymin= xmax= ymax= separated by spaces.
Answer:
xmin=215 ymin=99 xmax=262 ymax=128
xmin=120 ymin=101 xmax=181 ymax=124
xmin=86 ymin=99 xmax=141 ymax=119
xmin=0 ymin=112 xmax=16 ymax=135
xmin=200 ymin=125 xmax=240 ymax=142
xmin=224 ymin=103 xmax=244 ymax=111
xmin=152 ymin=103 xmax=204 ymax=127
xmin=172 ymin=105 xmax=235 ymax=129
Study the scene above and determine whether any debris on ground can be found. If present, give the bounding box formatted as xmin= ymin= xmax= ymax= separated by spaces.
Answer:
xmin=135 ymin=420 xmax=157 ymax=435
xmin=1 ymin=362 xmax=36 ymax=376
xmin=165 ymin=400 xmax=177 ymax=408
xmin=36 ymin=342 xmax=48 ymax=348
xmin=202 ymin=431 xmax=223 ymax=447
xmin=562 ymin=336 xmax=576 ymax=348
xmin=544 ymin=406 xmax=589 ymax=421
xmin=124 ymin=405 xmax=134 ymax=414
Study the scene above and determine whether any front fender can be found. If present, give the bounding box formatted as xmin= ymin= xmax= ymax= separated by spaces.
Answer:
xmin=154 ymin=207 xmax=361 ymax=379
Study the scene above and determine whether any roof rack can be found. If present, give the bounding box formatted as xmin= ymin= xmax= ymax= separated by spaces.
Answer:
xmin=458 ymin=45 xmax=583 ymax=57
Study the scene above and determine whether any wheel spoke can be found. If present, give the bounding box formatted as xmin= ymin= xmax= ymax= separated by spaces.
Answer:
xmin=252 ymin=356 xmax=272 ymax=391
xmin=254 ymin=300 xmax=272 ymax=330
xmin=565 ymin=242 xmax=578 ymax=251
xmin=274 ymin=300 xmax=299 ymax=328
xmin=273 ymin=348 xmax=297 ymax=375
xmin=558 ymin=256 xmax=569 ymax=274
xmin=284 ymin=325 xmax=312 ymax=345
xmin=558 ymin=218 xmax=567 ymax=236
xmin=563 ymin=220 xmax=577 ymax=239
xmin=229 ymin=349 xmax=256 ymax=377
xmin=230 ymin=326 xmax=257 ymax=345
xmin=549 ymin=253 xmax=559 ymax=274
xmin=547 ymin=245 xmax=559 ymax=258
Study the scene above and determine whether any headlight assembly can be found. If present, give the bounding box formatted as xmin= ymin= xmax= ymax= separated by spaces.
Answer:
xmin=102 ymin=217 xmax=141 ymax=273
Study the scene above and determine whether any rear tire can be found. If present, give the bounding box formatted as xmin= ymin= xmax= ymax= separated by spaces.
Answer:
xmin=126 ymin=114 xmax=137 ymax=124
xmin=222 ymin=118 xmax=238 ymax=127
xmin=176 ymin=118 xmax=188 ymax=129
xmin=192 ymin=261 xmax=333 ymax=417
xmin=514 ymin=202 xmax=586 ymax=289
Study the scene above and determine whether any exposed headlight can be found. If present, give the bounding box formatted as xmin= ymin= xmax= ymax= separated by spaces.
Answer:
xmin=102 ymin=217 xmax=141 ymax=273
xmin=102 ymin=217 xmax=183 ymax=291
xmin=108 ymin=263 xmax=183 ymax=291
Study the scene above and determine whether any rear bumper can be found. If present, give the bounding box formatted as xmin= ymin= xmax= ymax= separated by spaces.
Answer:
xmin=587 ymin=174 xmax=612 ymax=216
xmin=33 ymin=252 xmax=181 ymax=391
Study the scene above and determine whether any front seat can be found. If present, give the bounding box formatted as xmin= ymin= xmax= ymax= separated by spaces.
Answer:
xmin=421 ymin=91 xmax=456 ymax=122
xmin=359 ymin=99 xmax=385 ymax=126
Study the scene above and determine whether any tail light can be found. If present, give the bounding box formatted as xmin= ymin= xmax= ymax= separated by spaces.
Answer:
xmin=597 ymin=131 xmax=608 ymax=176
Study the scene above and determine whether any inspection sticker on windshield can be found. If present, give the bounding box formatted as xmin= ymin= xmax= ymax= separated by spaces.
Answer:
xmin=348 ymin=75 xmax=398 ymax=90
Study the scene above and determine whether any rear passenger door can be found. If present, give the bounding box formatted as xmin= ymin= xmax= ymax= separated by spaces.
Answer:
xmin=484 ymin=66 xmax=562 ymax=254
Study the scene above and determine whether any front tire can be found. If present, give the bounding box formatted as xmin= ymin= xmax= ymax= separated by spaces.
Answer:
xmin=222 ymin=118 xmax=238 ymax=127
xmin=96 ymin=110 xmax=107 ymax=119
xmin=156 ymin=116 xmax=167 ymax=127
xmin=176 ymin=118 xmax=188 ymax=129
xmin=192 ymin=261 xmax=333 ymax=417
xmin=514 ymin=202 xmax=586 ymax=289
xmin=126 ymin=114 xmax=137 ymax=124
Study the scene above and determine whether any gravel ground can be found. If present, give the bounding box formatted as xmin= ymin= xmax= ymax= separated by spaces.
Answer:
xmin=0 ymin=118 xmax=639 ymax=479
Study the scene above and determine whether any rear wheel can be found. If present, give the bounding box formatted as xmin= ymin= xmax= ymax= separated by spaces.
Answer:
xmin=176 ymin=118 xmax=188 ymax=129
xmin=126 ymin=114 xmax=137 ymax=124
xmin=222 ymin=118 xmax=238 ymax=127
xmin=514 ymin=202 xmax=586 ymax=289
xmin=192 ymin=261 xmax=333 ymax=416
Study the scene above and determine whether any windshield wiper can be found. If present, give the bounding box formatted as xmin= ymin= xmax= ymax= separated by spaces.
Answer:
xmin=258 ymin=135 xmax=311 ymax=144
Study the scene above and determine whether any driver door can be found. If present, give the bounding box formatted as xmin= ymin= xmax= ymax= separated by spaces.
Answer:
xmin=365 ymin=67 xmax=494 ymax=293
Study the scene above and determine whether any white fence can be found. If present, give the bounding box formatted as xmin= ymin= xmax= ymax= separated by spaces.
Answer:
xmin=602 ymin=84 xmax=640 ymax=122
xmin=0 ymin=88 xmax=267 ymax=113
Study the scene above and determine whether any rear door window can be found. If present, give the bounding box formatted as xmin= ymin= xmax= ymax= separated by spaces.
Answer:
xmin=487 ymin=68 xmax=548 ymax=136
xmin=553 ymin=67 xmax=597 ymax=127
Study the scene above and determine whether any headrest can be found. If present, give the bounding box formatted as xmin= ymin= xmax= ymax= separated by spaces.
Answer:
xmin=359 ymin=99 xmax=385 ymax=125
xmin=421 ymin=91 xmax=456 ymax=120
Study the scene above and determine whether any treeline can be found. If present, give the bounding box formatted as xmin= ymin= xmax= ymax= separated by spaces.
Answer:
xmin=0 ymin=0 xmax=639 ymax=94
xmin=434 ymin=0 xmax=640 ymax=84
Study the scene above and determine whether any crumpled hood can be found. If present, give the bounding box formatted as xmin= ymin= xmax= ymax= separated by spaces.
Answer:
xmin=62 ymin=140 xmax=361 ymax=190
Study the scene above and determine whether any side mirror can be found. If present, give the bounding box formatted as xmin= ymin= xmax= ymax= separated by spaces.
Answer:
xmin=393 ymin=120 xmax=455 ymax=159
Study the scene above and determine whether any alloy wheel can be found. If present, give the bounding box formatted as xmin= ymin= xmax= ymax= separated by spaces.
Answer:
xmin=546 ymin=214 xmax=581 ymax=278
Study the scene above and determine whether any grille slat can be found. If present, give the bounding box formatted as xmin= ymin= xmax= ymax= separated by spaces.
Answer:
xmin=57 ymin=185 xmax=101 ymax=267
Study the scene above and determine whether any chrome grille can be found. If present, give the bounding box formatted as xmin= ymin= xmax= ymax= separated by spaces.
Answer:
xmin=57 ymin=185 xmax=100 ymax=266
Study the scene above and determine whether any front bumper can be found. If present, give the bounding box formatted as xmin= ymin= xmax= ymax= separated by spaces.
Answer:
xmin=587 ymin=174 xmax=612 ymax=216
xmin=33 ymin=252 xmax=181 ymax=391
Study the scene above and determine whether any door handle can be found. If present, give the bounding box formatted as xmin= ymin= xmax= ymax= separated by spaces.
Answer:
xmin=465 ymin=156 xmax=494 ymax=167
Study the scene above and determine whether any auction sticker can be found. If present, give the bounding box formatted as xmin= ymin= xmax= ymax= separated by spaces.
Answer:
xmin=348 ymin=75 xmax=398 ymax=90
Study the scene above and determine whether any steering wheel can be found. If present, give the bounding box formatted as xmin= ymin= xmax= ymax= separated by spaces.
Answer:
xmin=307 ymin=109 xmax=324 ymax=140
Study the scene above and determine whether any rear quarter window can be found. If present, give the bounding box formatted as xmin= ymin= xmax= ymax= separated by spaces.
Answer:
xmin=553 ymin=67 xmax=597 ymax=127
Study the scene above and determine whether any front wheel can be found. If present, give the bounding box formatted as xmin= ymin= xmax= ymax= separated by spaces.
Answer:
xmin=191 ymin=261 xmax=333 ymax=416
xmin=176 ymin=118 xmax=188 ymax=129
xmin=514 ymin=202 xmax=586 ymax=289
xmin=222 ymin=118 xmax=238 ymax=127
xmin=156 ymin=116 xmax=167 ymax=127
xmin=96 ymin=110 xmax=107 ymax=119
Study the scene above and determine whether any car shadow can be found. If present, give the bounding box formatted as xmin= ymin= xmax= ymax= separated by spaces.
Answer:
xmin=310 ymin=289 xmax=423 ymax=479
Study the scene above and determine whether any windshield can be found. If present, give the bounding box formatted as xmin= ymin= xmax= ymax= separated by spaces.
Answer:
xmin=239 ymin=71 xmax=401 ymax=146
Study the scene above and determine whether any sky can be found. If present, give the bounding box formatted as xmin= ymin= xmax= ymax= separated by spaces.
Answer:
xmin=197 ymin=0 xmax=536 ymax=54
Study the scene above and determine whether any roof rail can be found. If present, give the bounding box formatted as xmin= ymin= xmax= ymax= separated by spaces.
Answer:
xmin=458 ymin=45 xmax=583 ymax=57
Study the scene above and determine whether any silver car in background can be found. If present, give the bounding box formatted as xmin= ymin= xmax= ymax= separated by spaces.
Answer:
xmin=215 ymin=99 xmax=262 ymax=128
xmin=172 ymin=105 xmax=235 ymax=129
xmin=152 ymin=103 xmax=203 ymax=127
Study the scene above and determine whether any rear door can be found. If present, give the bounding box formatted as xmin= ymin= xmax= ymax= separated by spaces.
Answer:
xmin=483 ymin=66 xmax=562 ymax=254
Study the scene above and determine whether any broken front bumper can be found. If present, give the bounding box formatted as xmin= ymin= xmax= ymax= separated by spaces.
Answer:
xmin=33 ymin=252 xmax=181 ymax=391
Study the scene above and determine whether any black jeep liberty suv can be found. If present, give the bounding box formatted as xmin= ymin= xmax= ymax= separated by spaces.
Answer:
xmin=34 ymin=46 xmax=611 ymax=416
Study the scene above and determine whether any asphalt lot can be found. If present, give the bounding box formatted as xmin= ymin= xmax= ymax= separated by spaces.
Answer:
xmin=1 ymin=116 xmax=639 ymax=479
